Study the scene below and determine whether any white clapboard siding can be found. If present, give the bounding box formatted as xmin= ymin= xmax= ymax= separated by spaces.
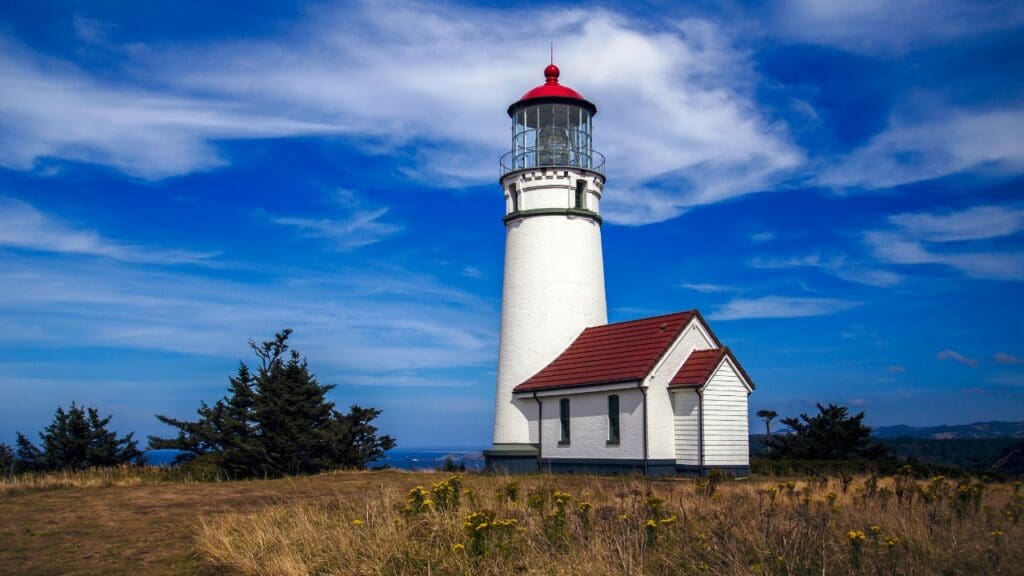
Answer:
xmin=701 ymin=359 xmax=750 ymax=466
xmin=672 ymin=389 xmax=700 ymax=465
xmin=644 ymin=318 xmax=717 ymax=460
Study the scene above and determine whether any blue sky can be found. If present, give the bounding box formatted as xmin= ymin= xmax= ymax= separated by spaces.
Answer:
xmin=1 ymin=0 xmax=1022 ymax=449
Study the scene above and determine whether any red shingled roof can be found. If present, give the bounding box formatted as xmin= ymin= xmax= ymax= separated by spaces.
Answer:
xmin=669 ymin=347 xmax=755 ymax=390
xmin=513 ymin=310 xmax=714 ymax=393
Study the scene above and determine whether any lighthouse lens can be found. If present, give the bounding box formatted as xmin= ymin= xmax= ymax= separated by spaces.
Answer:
xmin=507 ymin=103 xmax=594 ymax=172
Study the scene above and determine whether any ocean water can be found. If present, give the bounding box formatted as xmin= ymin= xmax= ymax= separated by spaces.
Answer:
xmin=143 ymin=449 xmax=485 ymax=471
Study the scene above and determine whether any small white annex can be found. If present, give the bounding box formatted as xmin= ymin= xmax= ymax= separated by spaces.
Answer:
xmin=506 ymin=310 xmax=754 ymax=476
xmin=482 ymin=64 xmax=756 ymax=476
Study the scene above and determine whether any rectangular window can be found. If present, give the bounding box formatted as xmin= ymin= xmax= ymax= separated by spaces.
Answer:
xmin=607 ymin=394 xmax=620 ymax=445
xmin=574 ymin=180 xmax=586 ymax=209
xmin=559 ymin=398 xmax=570 ymax=444
xmin=509 ymin=184 xmax=519 ymax=213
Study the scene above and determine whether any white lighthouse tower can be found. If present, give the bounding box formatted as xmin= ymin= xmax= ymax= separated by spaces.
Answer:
xmin=484 ymin=63 xmax=607 ymax=471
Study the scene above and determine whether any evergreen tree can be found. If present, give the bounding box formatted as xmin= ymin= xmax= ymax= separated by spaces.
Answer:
xmin=765 ymin=403 xmax=891 ymax=461
xmin=0 ymin=443 xmax=14 ymax=476
xmin=14 ymin=433 xmax=43 ymax=472
xmin=149 ymin=329 xmax=396 ymax=477
xmin=150 ymin=363 xmax=260 ymax=476
xmin=756 ymin=409 xmax=778 ymax=436
xmin=14 ymin=403 xmax=144 ymax=472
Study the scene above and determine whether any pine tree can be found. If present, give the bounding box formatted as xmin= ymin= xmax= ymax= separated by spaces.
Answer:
xmin=14 ymin=433 xmax=43 ymax=472
xmin=14 ymin=403 xmax=144 ymax=472
xmin=765 ymin=403 xmax=890 ymax=461
xmin=149 ymin=329 xmax=396 ymax=478
xmin=0 ymin=443 xmax=14 ymax=477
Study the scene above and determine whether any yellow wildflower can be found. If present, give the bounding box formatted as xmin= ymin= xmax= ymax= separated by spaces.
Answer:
xmin=451 ymin=543 xmax=465 ymax=553
xmin=350 ymin=519 xmax=364 ymax=526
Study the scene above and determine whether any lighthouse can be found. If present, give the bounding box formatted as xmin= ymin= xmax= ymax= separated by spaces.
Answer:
xmin=484 ymin=64 xmax=608 ymax=471
xmin=482 ymin=64 xmax=755 ymax=477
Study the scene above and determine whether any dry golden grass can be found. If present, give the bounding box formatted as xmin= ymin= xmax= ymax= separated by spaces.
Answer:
xmin=0 ymin=465 xmax=216 ymax=497
xmin=196 ymin=473 xmax=1024 ymax=576
xmin=2 ymin=468 xmax=1022 ymax=575
xmin=0 ymin=468 xmax=423 ymax=576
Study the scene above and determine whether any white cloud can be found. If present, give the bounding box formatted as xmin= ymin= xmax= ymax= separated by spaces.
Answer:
xmin=819 ymin=108 xmax=1024 ymax=191
xmin=0 ymin=198 xmax=216 ymax=264
xmin=269 ymin=189 xmax=401 ymax=251
xmin=889 ymin=205 xmax=1024 ymax=242
xmin=751 ymin=253 xmax=901 ymax=287
xmin=679 ymin=282 xmax=730 ymax=293
xmin=865 ymin=222 xmax=1024 ymax=281
xmin=0 ymin=255 xmax=497 ymax=375
xmin=461 ymin=266 xmax=484 ymax=279
xmin=272 ymin=208 xmax=400 ymax=251
xmin=750 ymin=231 xmax=776 ymax=243
xmin=936 ymin=349 xmax=979 ymax=367
xmin=772 ymin=0 xmax=1024 ymax=55
xmin=0 ymin=41 xmax=337 ymax=179
xmin=994 ymin=352 xmax=1024 ymax=365
xmin=0 ymin=2 xmax=801 ymax=224
xmin=709 ymin=295 xmax=859 ymax=320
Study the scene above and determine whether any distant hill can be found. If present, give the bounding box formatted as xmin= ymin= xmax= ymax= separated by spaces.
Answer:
xmin=990 ymin=443 xmax=1024 ymax=475
xmin=872 ymin=421 xmax=1024 ymax=440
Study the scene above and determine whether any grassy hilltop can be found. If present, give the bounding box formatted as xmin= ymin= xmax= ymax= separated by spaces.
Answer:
xmin=1 ymin=468 xmax=1022 ymax=575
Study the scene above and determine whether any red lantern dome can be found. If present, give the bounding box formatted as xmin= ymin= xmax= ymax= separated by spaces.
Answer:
xmin=507 ymin=64 xmax=597 ymax=117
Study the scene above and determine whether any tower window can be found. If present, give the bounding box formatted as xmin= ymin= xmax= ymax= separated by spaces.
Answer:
xmin=509 ymin=184 xmax=519 ymax=213
xmin=559 ymin=398 xmax=570 ymax=445
xmin=574 ymin=180 xmax=586 ymax=209
xmin=607 ymin=394 xmax=620 ymax=445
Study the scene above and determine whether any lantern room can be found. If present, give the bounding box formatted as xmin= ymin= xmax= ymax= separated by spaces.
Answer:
xmin=501 ymin=64 xmax=604 ymax=176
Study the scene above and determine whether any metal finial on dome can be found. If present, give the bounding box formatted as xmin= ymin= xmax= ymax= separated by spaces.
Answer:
xmin=544 ymin=63 xmax=560 ymax=85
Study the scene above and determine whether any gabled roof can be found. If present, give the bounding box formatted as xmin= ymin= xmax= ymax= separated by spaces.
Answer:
xmin=513 ymin=310 xmax=718 ymax=393
xmin=669 ymin=347 xmax=755 ymax=390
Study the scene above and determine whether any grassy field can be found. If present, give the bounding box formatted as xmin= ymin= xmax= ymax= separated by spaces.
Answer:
xmin=1 ymin=468 xmax=1022 ymax=575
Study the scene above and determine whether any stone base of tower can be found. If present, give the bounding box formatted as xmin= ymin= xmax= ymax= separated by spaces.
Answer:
xmin=482 ymin=443 xmax=539 ymax=473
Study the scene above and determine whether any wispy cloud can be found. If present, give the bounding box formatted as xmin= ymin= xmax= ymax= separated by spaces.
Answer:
xmin=865 ymin=231 xmax=1024 ymax=280
xmin=994 ymin=352 xmax=1024 ymax=365
xmin=886 ymin=365 xmax=907 ymax=374
xmin=819 ymin=108 xmax=1024 ymax=191
xmin=889 ymin=205 xmax=1024 ymax=242
xmin=864 ymin=204 xmax=1024 ymax=281
xmin=0 ymin=3 xmax=801 ymax=225
xmin=273 ymin=208 xmax=400 ymax=251
xmin=709 ymin=295 xmax=859 ymax=320
xmin=461 ymin=266 xmax=484 ymax=279
xmin=937 ymin=349 xmax=979 ymax=367
xmin=751 ymin=254 xmax=901 ymax=287
xmin=0 ymin=40 xmax=336 ymax=179
xmin=750 ymin=231 xmax=776 ymax=243
xmin=0 ymin=255 xmax=497 ymax=373
xmin=679 ymin=282 xmax=730 ymax=293
xmin=0 ymin=198 xmax=216 ymax=264
xmin=772 ymin=0 xmax=1024 ymax=55
xmin=270 ymin=189 xmax=401 ymax=251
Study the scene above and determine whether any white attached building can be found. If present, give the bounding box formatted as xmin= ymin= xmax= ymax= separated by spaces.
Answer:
xmin=482 ymin=64 xmax=755 ymax=476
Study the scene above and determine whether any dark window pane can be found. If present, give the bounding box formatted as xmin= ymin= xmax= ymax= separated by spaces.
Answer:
xmin=608 ymin=395 xmax=620 ymax=444
xmin=559 ymin=398 xmax=570 ymax=444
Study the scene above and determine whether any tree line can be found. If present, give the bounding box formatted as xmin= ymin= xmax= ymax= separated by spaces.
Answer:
xmin=2 ymin=330 xmax=394 ymax=478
